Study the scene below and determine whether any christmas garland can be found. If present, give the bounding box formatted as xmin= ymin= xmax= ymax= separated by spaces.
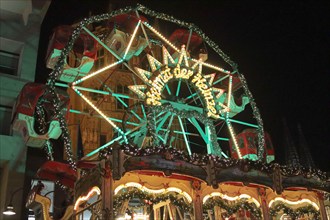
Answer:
xmin=203 ymin=197 xmax=262 ymax=218
xmin=113 ymin=188 xmax=192 ymax=214
xmin=98 ymin=144 xmax=329 ymax=181
xmin=269 ymin=202 xmax=320 ymax=220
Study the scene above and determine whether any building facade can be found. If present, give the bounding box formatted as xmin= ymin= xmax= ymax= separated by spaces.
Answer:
xmin=0 ymin=1 xmax=50 ymax=219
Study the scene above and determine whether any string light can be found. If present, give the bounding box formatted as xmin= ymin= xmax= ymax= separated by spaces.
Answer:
xmin=204 ymin=73 xmax=216 ymax=86
xmin=73 ymin=60 xmax=123 ymax=85
xmin=191 ymin=58 xmax=231 ymax=74
xmin=137 ymin=4 xmax=265 ymax=158
xmin=143 ymin=22 xmax=180 ymax=53
xmin=162 ymin=46 xmax=175 ymax=66
xmin=123 ymin=20 xmax=141 ymax=59
xmin=74 ymin=186 xmax=101 ymax=210
xmin=268 ymin=197 xmax=319 ymax=210
xmin=227 ymin=75 xmax=233 ymax=111
xmin=213 ymin=88 xmax=225 ymax=100
xmin=182 ymin=192 xmax=193 ymax=203
xmin=227 ymin=118 xmax=242 ymax=159
xmin=114 ymin=184 xmax=126 ymax=195
xmin=147 ymin=54 xmax=162 ymax=72
xmin=127 ymin=85 xmax=147 ymax=98
xmin=72 ymin=86 xmax=125 ymax=136
xmin=178 ymin=45 xmax=189 ymax=67
xmin=203 ymin=192 xmax=260 ymax=207
xmin=134 ymin=67 xmax=152 ymax=83
xmin=269 ymin=201 xmax=320 ymax=219
xmin=114 ymin=182 xmax=192 ymax=203
xmin=41 ymin=3 xmax=265 ymax=166
xmin=129 ymin=48 xmax=222 ymax=119
xmin=143 ymin=21 xmax=231 ymax=74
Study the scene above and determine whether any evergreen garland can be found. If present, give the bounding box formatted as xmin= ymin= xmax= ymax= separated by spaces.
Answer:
xmin=203 ymin=197 xmax=262 ymax=218
xmin=113 ymin=188 xmax=193 ymax=214
xmin=269 ymin=202 xmax=320 ymax=220
xmin=99 ymin=144 xmax=329 ymax=182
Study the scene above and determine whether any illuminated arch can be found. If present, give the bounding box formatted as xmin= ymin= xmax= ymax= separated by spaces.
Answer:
xmin=74 ymin=186 xmax=101 ymax=210
xmin=268 ymin=197 xmax=319 ymax=211
xmin=114 ymin=181 xmax=192 ymax=203
xmin=203 ymin=191 xmax=260 ymax=207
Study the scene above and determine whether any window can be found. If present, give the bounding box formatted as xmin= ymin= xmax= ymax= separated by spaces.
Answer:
xmin=0 ymin=50 xmax=20 ymax=76
xmin=0 ymin=38 xmax=23 ymax=77
xmin=116 ymin=84 xmax=129 ymax=110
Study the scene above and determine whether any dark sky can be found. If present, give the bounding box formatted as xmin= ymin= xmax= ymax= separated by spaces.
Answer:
xmin=38 ymin=0 xmax=330 ymax=171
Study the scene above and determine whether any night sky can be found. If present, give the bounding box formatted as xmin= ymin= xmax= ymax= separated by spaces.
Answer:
xmin=37 ymin=0 xmax=330 ymax=171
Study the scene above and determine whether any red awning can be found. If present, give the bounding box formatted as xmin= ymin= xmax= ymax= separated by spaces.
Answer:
xmin=37 ymin=161 xmax=77 ymax=188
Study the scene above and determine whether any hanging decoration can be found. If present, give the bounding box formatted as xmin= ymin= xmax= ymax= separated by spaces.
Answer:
xmin=203 ymin=197 xmax=262 ymax=218
xmin=113 ymin=188 xmax=192 ymax=215
xmin=98 ymin=144 xmax=328 ymax=183
xmin=269 ymin=202 xmax=320 ymax=219
xmin=268 ymin=197 xmax=319 ymax=211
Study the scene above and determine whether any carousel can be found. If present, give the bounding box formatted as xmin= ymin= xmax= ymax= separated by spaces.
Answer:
xmin=12 ymin=4 xmax=330 ymax=220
